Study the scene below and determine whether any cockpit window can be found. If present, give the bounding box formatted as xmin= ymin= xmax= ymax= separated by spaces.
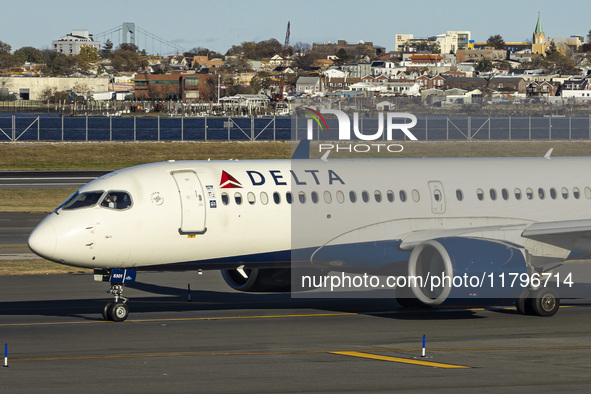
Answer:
xmin=62 ymin=191 xmax=104 ymax=210
xmin=100 ymin=191 xmax=132 ymax=210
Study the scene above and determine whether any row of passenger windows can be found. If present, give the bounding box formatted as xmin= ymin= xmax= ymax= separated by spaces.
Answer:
xmin=472 ymin=186 xmax=591 ymax=201
xmin=220 ymin=189 xmax=418 ymax=206
xmin=220 ymin=186 xmax=591 ymax=206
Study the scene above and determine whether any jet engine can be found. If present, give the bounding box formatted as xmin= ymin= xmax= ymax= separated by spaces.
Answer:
xmin=221 ymin=267 xmax=291 ymax=292
xmin=406 ymin=237 xmax=528 ymax=306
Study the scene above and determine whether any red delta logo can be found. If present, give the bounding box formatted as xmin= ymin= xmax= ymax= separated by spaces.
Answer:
xmin=220 ymin=170 xmax=242 ymax=188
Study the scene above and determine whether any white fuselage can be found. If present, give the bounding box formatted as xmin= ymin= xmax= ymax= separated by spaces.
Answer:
xmin=28 ymin=157 xmax=591 ymax=270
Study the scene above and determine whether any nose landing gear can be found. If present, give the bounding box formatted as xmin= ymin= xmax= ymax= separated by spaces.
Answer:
xmin=94 ymin=269 xmax=136 ymax=322
xmin=102 ymin=284 xmax=129 ymax=322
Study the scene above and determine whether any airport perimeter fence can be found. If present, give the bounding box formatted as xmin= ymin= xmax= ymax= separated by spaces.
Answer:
xmin=2 ymin=114 xmax=591 ymax=142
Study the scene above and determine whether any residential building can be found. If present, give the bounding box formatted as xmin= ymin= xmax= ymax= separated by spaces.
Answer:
xmin=488 ymin=76 xmax=527 ymax=95
xmin=323 ymin=77 xmax=361 ymax=92
xmin=370 ymin=61 xmax=400 ymax=78
xmin=311 ymin=40 xmax=385 ymax=57
xmin=444 ymin=76 xmax=488 ymax=90
xmin=560 ymin=75 xmax=591 ymax=99
xmin=416 ymin=75 xmax=445 ymax=89
xmin=341 ymin=63 xmax=371 ymax=78
xmin=436 ymin=31 xmax=471 ymax=54
xmin=456 ymin=47 xmax=507 ymax=63
xmin=133 ymin=71 xmax=214 ymax=101
xmin=191 ymin=56 xmax=224 ymax=71
xmin=323 ymin=68 xmax=347 ymax=79
xmin=394 ymin=34 xmax=413 ymax=52
xmin=296 ymin=76 xmax=322 ymax=94
xmin=52 ymin=30 xmax=101 ymax=56
xmin=408 ymin=54 xmax=444 ymax=66
xmin=527 ymin=80 xmax=560 ymax=97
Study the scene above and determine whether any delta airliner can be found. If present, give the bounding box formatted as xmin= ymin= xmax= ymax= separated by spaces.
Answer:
xmin=28 ymin=149 xmax=590 ymax=321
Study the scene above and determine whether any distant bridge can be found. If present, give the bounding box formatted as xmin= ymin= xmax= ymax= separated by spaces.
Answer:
xmin=94 ymin=22 xmax=185 ymax=55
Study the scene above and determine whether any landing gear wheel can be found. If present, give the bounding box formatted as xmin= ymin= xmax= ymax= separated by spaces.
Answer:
xmin=530 ymin=287 xmax=560 ymax=317
xmin=109 ymin=302 xmax=129 ymax=322
xmin=515 ymin=289 xmax=534 ymax=315
xmin=102 ymin=302 xmax=114 ymax=321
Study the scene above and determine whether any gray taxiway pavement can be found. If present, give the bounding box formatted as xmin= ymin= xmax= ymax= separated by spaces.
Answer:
xmin=0 ymin=170 xmax=109 ymax=189
xmin=0 ymin=212 xmax=45 ymax=258
xmin=1 ymin=271 xmax=591 ymax=393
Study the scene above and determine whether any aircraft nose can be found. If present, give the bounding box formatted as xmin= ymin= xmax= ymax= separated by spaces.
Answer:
xmin=28 ymin=220 xmax=57 ymax=260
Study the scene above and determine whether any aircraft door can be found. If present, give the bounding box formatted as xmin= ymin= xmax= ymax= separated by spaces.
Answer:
xmin=428 ymin=181 xmax=446 ymax=214
xmin=171 ymin=171 xmax=207 ymax=234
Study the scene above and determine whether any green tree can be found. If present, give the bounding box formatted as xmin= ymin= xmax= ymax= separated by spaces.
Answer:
xmin=487 ymin=35 xmax=505 ymax=49
xmin=77 ymin=44 xmax=100 ymax=72
xmin=14 ymin=46 xmax=44 ymax=63
xmin=100 ymin=39 xmax=113 ymax=57
xmin=543 ymin=43 xmax=579 ymax=74
xmin=0 ymin=40 xmax=11 ymax=53
xmin=475 ymin=59 xmax=493 ymax=71
xmin=43 ymin=51 xmax=77 ymax=76
xmin=0 ymin=52 xmax=18 ymax=72
xmin=109 ymin=45 xmax=147 ymax=72
xmin=39 ymin=86 xmax=69 ymax=103
xmin=335 ymin=48 xmax=350 ymax=64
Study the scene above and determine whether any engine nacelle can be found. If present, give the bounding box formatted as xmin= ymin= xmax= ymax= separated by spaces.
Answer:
xmin=407 ymin=237 xmax=527 ymax=306
xmin=221 ymin=268 xmax=291 ymax=292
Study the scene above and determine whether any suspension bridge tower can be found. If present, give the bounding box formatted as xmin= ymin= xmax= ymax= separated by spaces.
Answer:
xmin=122 ymin=22 xmax=136 ymax=45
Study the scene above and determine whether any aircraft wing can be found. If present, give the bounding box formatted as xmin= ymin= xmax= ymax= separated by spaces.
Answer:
xmin=521 ymin=219 xmax=591 ymax=254
xmin=398 ymin=224 xmax=528 ymax=250
xmin=399 ymin=219 xmax=591 ymax=255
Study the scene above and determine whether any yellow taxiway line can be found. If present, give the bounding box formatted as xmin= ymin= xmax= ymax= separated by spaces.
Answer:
xmin=330 ymin=351 xmax=471 ymax=368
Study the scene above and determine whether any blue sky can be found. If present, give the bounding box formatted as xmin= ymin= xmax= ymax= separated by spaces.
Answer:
xmin=1 ymin=0 xmax=589 ymax=54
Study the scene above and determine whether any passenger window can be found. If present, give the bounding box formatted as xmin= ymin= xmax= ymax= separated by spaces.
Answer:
xmin=247 ymin=192 xmax=256 ymax=205
xmin=502 ymin=188 xmax=509 ymax=200
xmin=561 ymin=187 xmax=568 ymax=199
xmin=101 ymin=191 xmax=132 ymax=210
xmin=324 ymin=191 xmax=332 ymax=204
xmin=298 ymin=191 xmax=306 ymax=204
xmin=386 ymin=190 xmax=394 ymax=202
xmin=399 ymin=190 xmax=407 ymax=202
xmin=456 ymin=189 xmax=463 ymax=201
xmin=221 ymin=192 xmax=229 ymax=205
xmin=260 ymin=192 xmax=269 ymax=205
xmin=349 ymin=191 xmax=357 ymax=203
xmin=273 ymin=192 xmax=281 ymax=204
xmin=433 ymin=189 xmax=441 ymax=202
xmin=412 ymin=189 xmax=420 ymax=202
xmin=550 ymin=188 xmax=557 ymax=200
xmin=286 ymin=192 xmax=293 ymax=204
xmin=538 ymin=188 xmax=545 ymax=200
xmin=362 ymin=190 xmax=369 ymax=203
xmin=490 ymin=188 xmax=497 ymax=200
xmin=526 ymin=188 xmax=533 ymax=200
xmin=477 ymin=188 xmax=484 ymax=201
xmin=374 ymin=190 xmax=382 ymax=203
xmin=234 ymin=192 xmax=243 ymax=205
xmin=514 ymin=188 xmax=522 ymax=200
xmin=574 ymin=187 xmax=581 ymax=199
xmin=336 ymin=191 xmax=345 ymax=203
xmin=63 ymin=191 xmax=104 ymax=210
xmin=585 ymin=187 xmax=591 ymax=199
xmin=311 ymin=191 xmax=319 ymax=204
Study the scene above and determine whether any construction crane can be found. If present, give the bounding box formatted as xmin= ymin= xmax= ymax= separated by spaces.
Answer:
xmin=276 ymin=21 xmax=290 ymax=101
